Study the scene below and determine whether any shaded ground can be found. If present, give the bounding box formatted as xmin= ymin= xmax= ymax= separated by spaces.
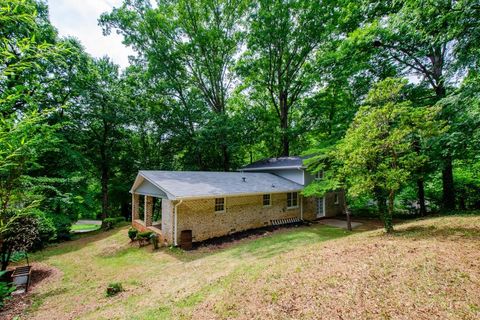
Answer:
xmin=319 ymin=218 xmax=363 ymax=229
xmin=5 ymin=215 xmax=480 ymax=319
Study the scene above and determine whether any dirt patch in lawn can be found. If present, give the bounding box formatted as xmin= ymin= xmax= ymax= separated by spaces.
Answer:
xmin=1 ymin=263 xmax=62 ymax=320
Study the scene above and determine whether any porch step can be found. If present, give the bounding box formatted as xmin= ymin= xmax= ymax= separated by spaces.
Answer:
xmin=271 ymin=217 xmax=303 ymax=226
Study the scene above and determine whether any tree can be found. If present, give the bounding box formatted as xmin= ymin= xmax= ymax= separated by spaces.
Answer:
xmin=349 ymin=0 xmax=478 ymax=210
xmin=239 ymin=0 xmax=336 ymax=156
xmin=67 ymin=58 xmax=127 ymax=220
xmin=0 ymin=0 xmax=68 ymax=248
xmin=335 ymin=78 xmax=441 ymax=232
xmin=100 ymin=0 xmax=247 ymax=171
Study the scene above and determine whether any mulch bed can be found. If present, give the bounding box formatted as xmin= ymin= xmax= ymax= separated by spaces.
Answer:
xmin=0 ymin=263 xmax=60 ymax=320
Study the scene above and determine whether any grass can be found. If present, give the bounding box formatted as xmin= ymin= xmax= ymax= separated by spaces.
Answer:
xmin=19 ymin=216 xmax=480 ymax=319
xmin=70 ymin=224 xmax=101 ymax=232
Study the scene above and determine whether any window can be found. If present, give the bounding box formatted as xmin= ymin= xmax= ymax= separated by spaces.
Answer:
xmin=287 ymin=192 xmax=298 ymax=208
xmin=263 ymin=194 xmax=271 ymax=207
xmin=334 ymin=193 xmax=339 ymax=205
xmin=315 ymin=171 xmax=324 ymax=180
xmin=215 ymin=198 xmax=225 ymax=212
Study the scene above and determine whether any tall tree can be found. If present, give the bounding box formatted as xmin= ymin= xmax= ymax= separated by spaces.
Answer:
xmin=100 ymin=0 xmax=247 ymax=171
xmin=335 ymin=78 xmax=441 ymax=232
xmin=239 ymin=0 xmax=335 ymax=156
xmin=67 ymin=58 xmax=126 ymax=220
xmin=350 ymin=0 xmax=476 ymax=210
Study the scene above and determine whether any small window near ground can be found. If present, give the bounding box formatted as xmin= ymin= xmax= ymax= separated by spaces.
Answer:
xmin=315 ymin=171 xmax=324 ymax=180
xmin=263 ymin=194 xmax=271 ymax=207
xmin=215 ymin=198 xmax=225 ymax=212
xmin=334 ymin=193 xmax=339 ymax=204
xmin=287 ymin=192 xmax=298 ymax=208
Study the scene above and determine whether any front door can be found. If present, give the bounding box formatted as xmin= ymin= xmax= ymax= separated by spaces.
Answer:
xmin=316 ymin=197 xmax=325 ymax=218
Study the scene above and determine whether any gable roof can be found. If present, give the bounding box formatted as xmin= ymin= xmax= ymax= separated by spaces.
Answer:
xmin=241 ymin=156 xmax=310 ymax=171
xmin=130 ymin=171 xmax=303 ymax=200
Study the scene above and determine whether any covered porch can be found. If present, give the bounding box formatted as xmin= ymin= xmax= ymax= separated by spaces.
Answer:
xmin=131 ymin=193 xmax=163 ymax=236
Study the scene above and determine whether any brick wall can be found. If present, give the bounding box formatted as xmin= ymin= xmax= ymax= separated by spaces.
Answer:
xmin=175 ymin=193 xmax=303 ymax=243
xmin=132 ymin=190 xmax=346 ymax=245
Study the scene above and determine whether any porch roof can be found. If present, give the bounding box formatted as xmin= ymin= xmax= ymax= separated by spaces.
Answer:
xmin=130 ymin=170 xmax=303 ymax=200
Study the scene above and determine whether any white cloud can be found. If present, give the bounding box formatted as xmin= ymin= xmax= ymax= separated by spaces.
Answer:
xmin=47 ymin=0 xmax=136 ymax=69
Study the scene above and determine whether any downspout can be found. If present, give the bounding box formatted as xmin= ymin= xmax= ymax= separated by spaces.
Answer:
xmin=298 ymin=167 xmax=304 ymax=221
xmin=300 ymin=195 xmax=303 ymax=220
xmin=173 ymin=199 xmax=183 ymax=246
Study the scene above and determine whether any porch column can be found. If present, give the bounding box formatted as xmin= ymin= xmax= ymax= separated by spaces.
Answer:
xmin=145 ymin=195 xmax=153 ymax=227
xmin=132 ymin=193 xmax=140 ymax=221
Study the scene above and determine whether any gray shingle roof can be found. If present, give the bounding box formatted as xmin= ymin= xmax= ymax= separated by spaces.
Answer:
xmin=241 ymin=156 xmax=310 ymax=170
xmin=136 ymin=171 xmax=303 ymax=199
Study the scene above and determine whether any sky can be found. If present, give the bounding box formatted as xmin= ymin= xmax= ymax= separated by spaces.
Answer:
xmin=47 ymin=0 xmax=135 ymax=69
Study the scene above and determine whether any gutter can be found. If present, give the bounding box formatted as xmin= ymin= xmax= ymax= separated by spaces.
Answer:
xmin=240 ymin=166 xmax=302 ymax=171
xmin=173 ymin=199 xmax=183 ymax=246
xmin=174 ymin=189 xmax=303 ymax=201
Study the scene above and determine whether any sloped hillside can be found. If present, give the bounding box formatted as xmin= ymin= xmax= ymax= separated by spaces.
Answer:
xmin=193 ymin=216 xmax=480 ymax=320
xmin=9 ymin=216 xmax=480 ymax=320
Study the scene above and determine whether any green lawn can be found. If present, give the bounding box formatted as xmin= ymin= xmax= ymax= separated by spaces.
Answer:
xmin=24 ymin=223 xmax=349 ymax=319
xmin=70 ymin=224 xmax=101 ymax=232
xmin=20 ymin=216 xmax=480 ymax=319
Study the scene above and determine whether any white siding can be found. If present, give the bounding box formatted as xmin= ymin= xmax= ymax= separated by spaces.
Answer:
xmin=135 ymin=179 xmax=169 ymax=198
xmin=303 ymin=171 xmax=315 ymax=186
xmin=262 ymin=169 xmax=304 ymax=185
xmin=161 ymin=200 xmax=173 ymax=242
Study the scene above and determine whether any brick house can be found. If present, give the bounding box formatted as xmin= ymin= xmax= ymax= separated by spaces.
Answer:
xmin=130 ymin=156 xmax=344 ymax=246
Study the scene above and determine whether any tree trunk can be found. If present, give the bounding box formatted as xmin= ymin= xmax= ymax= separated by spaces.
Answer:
xmin=434 ymin=82 xmax=456 ymax=210
xmin=442 ymin=156 xmax=455 ymax=210
xmin=385 ymin=191 xmax=395 ymax=233
xmin=417 ymin=178 xmax=426 ymax=216
xmin=343 ymin=192 xmax=352 ymax=231
xmin=100 ymin=145 xmax=109 ymax=220
xmin=222 ymin=144 xmax=230 ymax=172
xmin=412 ymin=138 xmax=427 ymax=216
xmin=279 ymin=92 xmax=289 ymax=156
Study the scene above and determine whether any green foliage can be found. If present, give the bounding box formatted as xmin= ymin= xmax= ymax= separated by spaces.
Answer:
xmin=0 ymin=0 xmax=479 ymax=248
xmin=136 ymin=231 xmax=153 ymax=240
xmin=128 ymin=228 xmax=138 ymax=242
xmin=102 ymin=217 xmax=125 ymax=231
xmin=106 ymin=282 xmax=123 ymax=297
xmin=0 ymin=211 xmax=40 ymax=270
xmin=0 ymin=271 xmax=15 ymax=308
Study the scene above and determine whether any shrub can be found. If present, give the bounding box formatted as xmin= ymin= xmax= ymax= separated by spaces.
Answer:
xmin=1 ymin=212 xmax=40 ymax=270
xmin=150 ymin=233 xmax=159 ymax=249
xmin=48 ymin=213 xmax=74 ymax=241
xmin=0 ymin=271 xmax=15 ymax=308
xmin=32 ymin=211 xmax=57 ymax=250
xmin=114 ymin=217 xmax=125 ymax=224
xmin=106 ymin=282 xmax=123 ymax=297
xmin=102 ymin=218 xmax=117 ymax=230
xmin=136 ymin=231 xmax=153 ymax=240
xmin=102 ymin=217 xmax=126 ymax=231
xmin=136 ymin=231 xmax=153 ymax=247
xmin=128 ymin=228 xmax=138 ymax=242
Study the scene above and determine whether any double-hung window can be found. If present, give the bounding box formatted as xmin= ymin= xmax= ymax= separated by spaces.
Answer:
xmin=263 ymin=194 xmax=271 ymax=207
xmin=315 ymin=171 xmax=324 ymax=180
xmin=287 ymin=192 xmax=298 ymax=209
xmin=215 ymin=198 xmax=225 ymax=212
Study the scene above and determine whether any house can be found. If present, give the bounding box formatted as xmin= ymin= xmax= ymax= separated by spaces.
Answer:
xmin=130 ymin=156 xmax=344 ymax=246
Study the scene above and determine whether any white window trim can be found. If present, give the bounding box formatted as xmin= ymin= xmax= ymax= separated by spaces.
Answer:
xmin=287 ymin=192 xmax=299 ymax=209
xmin=214 ymin=197 xmax=226 ymax=213
xmin=334 ymin=193 xmax=339 ymax=205
xmin=315 ymin=170 xmax=324 ymax=180
xmin=263 ymin=193 xmax=272 ymax=207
